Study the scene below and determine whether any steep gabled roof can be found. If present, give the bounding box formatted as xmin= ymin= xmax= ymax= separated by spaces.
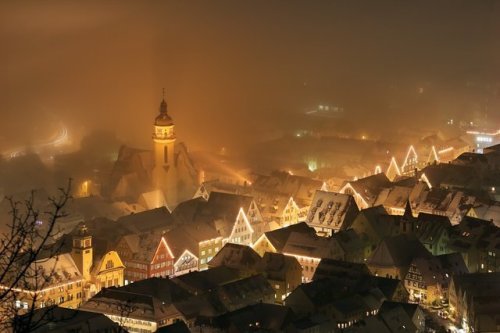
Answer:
xmin=347 ymin=173 xmax=392 ymax=205
xmin=20 ymin=307 xmax=124 ymax=332
xmin=368 ymin=234 xmax=431 ymax=268
xmin=414 ymin=213 xmax=451 ymax=244
xmin=206 ymin=192 xmax=254 ymax=218
xmin=80 ymin=287 xmax=172 ymax=322
xmin=263 ymin=222 xmax=316 ymax=252
xmin=118 ymin=277 xmax=191 ymax=303
xmin=163 ymin=226 xmax=199 ymax=259
xmin=209 ymin=243 xmax=262 ymax=271
xmin=258 ymin=252 xmax=301 ymax=280
xmin=211 ymin=302 xmax=295 ymax=332
xmin=116 ymin=206 xmax=174 ymax=234
xmin=350 ymin=205 xmax=400 ymax=241
xmin=313 ymin=258 xmax=371 ymax=280
xmin=213 ymin=274 xmax=275 ymax=310
xmin=306 ymin=190 xmax=359 ymax=230
xmin=174 ymin=192 xmax=254 ymax=238
xmin=282 ymin=231 xmax=338 ymax=259
xmin=251 ymin=170 xmax=324 ymax=203
xmin=172 ymin=197 xmax=208 ymax=223
xmin=333 ymin=229 xmax=366 ymax=253
xmin=374 ymin=186 xmax=411 ymax=211
xmin=418 ymin=163 xmax=480 ymax=190
xmin=171 ymin=266 xmax=241 ymax=295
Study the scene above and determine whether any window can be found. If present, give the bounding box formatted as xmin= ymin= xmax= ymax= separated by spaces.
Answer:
xmin=164 ymin=146 xmax=168 ymax=163
xmin=106 ymin=260 xmax=114 ymax=269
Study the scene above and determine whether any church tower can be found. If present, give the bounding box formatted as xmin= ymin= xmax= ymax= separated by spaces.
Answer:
xmin=152 ymin=92 xmax=177 ymax=207
xmin=71 ymin=224 xmax=93 ymax=281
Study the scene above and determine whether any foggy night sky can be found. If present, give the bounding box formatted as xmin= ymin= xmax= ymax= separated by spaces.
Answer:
xmin=1 ymin=0 xmax=499 ymax=151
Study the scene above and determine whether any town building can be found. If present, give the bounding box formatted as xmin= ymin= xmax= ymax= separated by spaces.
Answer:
xmin=16 ymin=306 xmax=125 ymax=333
xmin=448 ymin=216 xmax=500 ymax=273
xmin=305 ymin=190 xmax=359 ymax=236
xmin=252 ymin=222 xmax=317 ymax=257
xmin=284 ymin=274 xmax=407 ymax=330
xmin=115 ymin=230 xmax=175 ymax=283
xmin=449 ymin=272 xmax=500 ymax=332
xmin=367 ymin=234 xmax=431 ymax=280
xmin=209 ymin=243 xmax=302 ymax=304
xmin=252 ymin=222 xmax=341 ymax=282
xmin=172 ymin=192 xmax=260 ymax=246
xmin=80 ymin=277 xmax=192 ymax=332
xmin=413 ymin=213 xmax=452 ymax=255
xmin=108 ymin=96 xmax=199 ymax=208
xmin=403 ymin=253 xmax=468 ymax=305
xmin=257 ymin=252 xmax=302 ymax=304
xmin=8 ymin=224 xmax=124 ymax=312
xmin=208 ymin=243 xmax=262 ymax=278
xmin=339 ymin=173 xmax=392 ymax=210
xmin=250 ymin=171 xmax=326 ymax=227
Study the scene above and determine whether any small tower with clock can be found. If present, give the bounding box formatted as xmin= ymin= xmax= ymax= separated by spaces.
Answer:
xmin=71 ymin=224 xmax=93 ymax=281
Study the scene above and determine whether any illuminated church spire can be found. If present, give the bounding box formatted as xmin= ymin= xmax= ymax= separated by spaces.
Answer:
xmin=152 ymin=90 xmax=177 ymax=207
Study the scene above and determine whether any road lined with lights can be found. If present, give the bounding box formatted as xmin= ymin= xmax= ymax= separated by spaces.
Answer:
xmin=2 ymin=122 xmax=69 ymax=159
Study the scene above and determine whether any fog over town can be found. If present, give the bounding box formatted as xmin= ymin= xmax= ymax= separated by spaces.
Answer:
xmin=0 ymin=1 xmax=499 ymax=332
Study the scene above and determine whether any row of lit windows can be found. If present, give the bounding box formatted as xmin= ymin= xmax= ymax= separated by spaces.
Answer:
xmin=406 ymin=273 xmax=423 ymax=281
xmin=406 ymin=279 xmax=426 ymax=289
xmin=153 ymin=261 xmax=172 ymax=270
xmin=38 ymin=281 xmax=82 ymax=297
xmin=234 ymin=226 xmax=248 ymax=234
xmin=200 ymin=256 xmax=213 ymax=265
xmin=126 ymin=261 xmax=148 ymax=270
xmin=230 ymin=234 xmax=251 ymax=244
xmin=99 ymin=278 xmax=119 ymax=289
xmin=201 ymin=247 xmax=219 ymax=256
xmin=16 ymin=291 xmax=83 ymax=310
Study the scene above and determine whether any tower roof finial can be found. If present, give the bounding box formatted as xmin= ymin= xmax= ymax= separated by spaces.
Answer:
xmin=159 ymin=89 xmax=168 ymax=115
xmin=155 ymin=88 xmax=173 ymax=125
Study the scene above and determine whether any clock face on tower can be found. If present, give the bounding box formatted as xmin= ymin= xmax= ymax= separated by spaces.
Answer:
xmin=154 ymin=125 xmax=174 ymax=140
